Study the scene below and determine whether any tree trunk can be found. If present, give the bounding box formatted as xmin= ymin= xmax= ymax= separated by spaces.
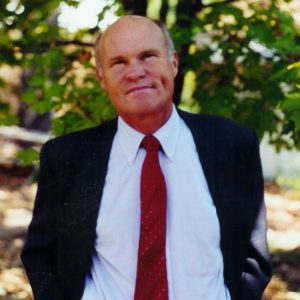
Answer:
xmin=172 ymin=1 xmax=204 ymax=105
xmin=121 ymin=0 xmax=148 ymax=16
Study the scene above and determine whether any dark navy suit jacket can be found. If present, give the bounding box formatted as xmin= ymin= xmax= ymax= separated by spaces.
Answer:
xmin=21 ymin=109 xmax=272 ymax=300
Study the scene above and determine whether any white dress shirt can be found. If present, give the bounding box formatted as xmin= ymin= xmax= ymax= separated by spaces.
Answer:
xmin=82 ymin=106 xmax=231 ymax=300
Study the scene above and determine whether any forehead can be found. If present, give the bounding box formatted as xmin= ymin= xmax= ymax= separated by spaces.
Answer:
xmin=100 ymin=18 xmax=167 ymax=59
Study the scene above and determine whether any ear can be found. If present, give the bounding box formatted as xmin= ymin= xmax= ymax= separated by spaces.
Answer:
xmin=96 ymin=68 xmax=106 ymax=90
xmin=171 ymin=51 xmax=178 ymax=78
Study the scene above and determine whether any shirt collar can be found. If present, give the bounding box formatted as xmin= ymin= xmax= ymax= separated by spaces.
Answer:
xmin=117 ymin=105 xmax=180 ymax=165
xmin=153 ymin=106 xmax=180 ymax=162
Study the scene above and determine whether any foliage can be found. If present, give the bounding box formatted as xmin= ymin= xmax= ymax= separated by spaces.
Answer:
xmin=0 ymin=103 xmax=18 ymax=125
xmin=171 ymin=0 xmax=300 ymax=150
xmin=0 ymin=0 xmax=300 ymax=166
xmin=0 ymin=0 xmax=117 ymax=139
xmin=17 ymin=147 xmax=40 ymax=166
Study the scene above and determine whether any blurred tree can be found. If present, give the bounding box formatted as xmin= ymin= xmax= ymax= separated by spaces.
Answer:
xmin=0 ymin=0 xmax=300 ymax=164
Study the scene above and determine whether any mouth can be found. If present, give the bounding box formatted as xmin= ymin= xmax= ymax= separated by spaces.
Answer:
xmin=126 ymin=85 xmax=153 ymax=95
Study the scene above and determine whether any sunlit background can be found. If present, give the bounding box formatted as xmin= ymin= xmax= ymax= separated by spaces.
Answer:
xmin=58 ymin=0 xmax=119 ymax=32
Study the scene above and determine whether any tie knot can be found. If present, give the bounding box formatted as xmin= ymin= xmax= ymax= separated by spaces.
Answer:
xmin=141 ymin=135 xmax=160 ymax=152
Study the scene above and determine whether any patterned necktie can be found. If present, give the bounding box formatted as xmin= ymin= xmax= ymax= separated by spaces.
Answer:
xmin=134 ymin=135 xmax=168 ymax=300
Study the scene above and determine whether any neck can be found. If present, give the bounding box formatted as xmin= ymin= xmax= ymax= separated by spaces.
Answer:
xmin=121 ymin=106 xmax=173 ymax=135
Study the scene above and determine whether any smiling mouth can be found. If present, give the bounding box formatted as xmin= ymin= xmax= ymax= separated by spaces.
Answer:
xmin=126 ymin=86 xmax=153 ymax=95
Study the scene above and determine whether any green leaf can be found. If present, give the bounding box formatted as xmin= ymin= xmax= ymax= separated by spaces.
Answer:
xmin=22 ymin=90 xmax=36 ymax=103
xmin=44 ymin=48 xmax=64 ymax=69
xmin=0 ymin=103 xmax=18 ymax=125
xmin=51 ymin=111 xmax=85 ymax=136
xmin=291 ymin=112 xmax=300 ymax=130
xmin=281 ymin=93 xmax=300 ymax=112
xmin=17 ymin=147 xmax=40 ymax=166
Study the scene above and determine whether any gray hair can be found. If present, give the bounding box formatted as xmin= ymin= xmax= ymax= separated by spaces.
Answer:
xmin=154 ymin=20 xmax=175 ymax=60
xmin=94 ymin=18 xmax=175 ymax=74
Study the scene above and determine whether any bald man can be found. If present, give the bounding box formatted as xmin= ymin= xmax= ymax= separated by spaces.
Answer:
xmin=21 ymin=16 xmax=272 ymax=300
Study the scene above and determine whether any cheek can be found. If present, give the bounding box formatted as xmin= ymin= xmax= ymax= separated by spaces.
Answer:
xmin=160 ymin=73 xmax=174 ymax=89
xmin=103 ymin=75 xmax=122 ymax=92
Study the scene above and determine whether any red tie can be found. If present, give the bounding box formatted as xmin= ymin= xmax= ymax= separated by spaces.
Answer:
xmin=134 ymin=135 xmax=168 ymax=300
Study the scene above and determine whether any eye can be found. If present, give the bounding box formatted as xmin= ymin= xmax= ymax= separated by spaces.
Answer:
xmin=142 ymin=52 xmax=157 ymax=61
xmin=109 ymin=58 xmax=126 ymax=68
xmin=113 ymin=60 xmax=124 ymax=66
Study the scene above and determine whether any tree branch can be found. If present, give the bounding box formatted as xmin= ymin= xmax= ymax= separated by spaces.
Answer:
xmin=0 ymin=40 xmax=94 ymax=55
xmin=121 ymin=0 xmax=147 ymax=15
xmin=54 ymin=40 xmax=94 ymax=47
xmin=204 ymin=0 xmax=239 ymax=8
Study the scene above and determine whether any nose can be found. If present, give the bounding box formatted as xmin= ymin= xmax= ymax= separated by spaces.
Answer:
xmin=125 ymin=61 xmax=146 ymax=81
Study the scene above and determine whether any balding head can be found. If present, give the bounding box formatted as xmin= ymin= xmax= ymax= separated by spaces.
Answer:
xmin=94 ymin=15 xmax=175 ymax=73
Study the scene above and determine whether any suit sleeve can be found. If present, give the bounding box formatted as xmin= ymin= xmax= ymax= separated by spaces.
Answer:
xmin=21 ymin=141 xmax=60 ymax=300
xmin=237 ymin=133 xmax=272 ymax=300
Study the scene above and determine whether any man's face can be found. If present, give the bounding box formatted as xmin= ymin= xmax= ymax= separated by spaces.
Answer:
xmin=97 ymin=17 xmax=178 ymax=129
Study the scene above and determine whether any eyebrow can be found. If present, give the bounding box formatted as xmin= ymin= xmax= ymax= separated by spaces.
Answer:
xmin=108 ymin=56 xmax=124 ymax=65
xmin=139 ymin=49 xmax=161 ymax=57
xmin=107 ymin=48 xmax=162 ymax=65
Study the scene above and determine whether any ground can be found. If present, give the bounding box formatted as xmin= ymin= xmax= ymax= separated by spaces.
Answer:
xmin=0 ymin=170 xmax=299 ymax=299
xmin=264 ymin=183 xmax=300 ymax=300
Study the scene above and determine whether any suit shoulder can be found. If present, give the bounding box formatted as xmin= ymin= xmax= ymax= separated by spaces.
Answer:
xmin=43 ymin=118 xmax=117 ymax=150
xmin=178 ymin=109 xmax=256 ymax=142
xmin=38 ymin=118 xmax=117 ymax=173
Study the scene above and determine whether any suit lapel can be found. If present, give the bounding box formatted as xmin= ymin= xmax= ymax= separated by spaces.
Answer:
xmin=178 ymin=109 xmax=238 ymax=291
xmin=178 ymin=109 xmax=220 ymax=207
xmin=59 ymin=119 xmax=117 ymax=288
